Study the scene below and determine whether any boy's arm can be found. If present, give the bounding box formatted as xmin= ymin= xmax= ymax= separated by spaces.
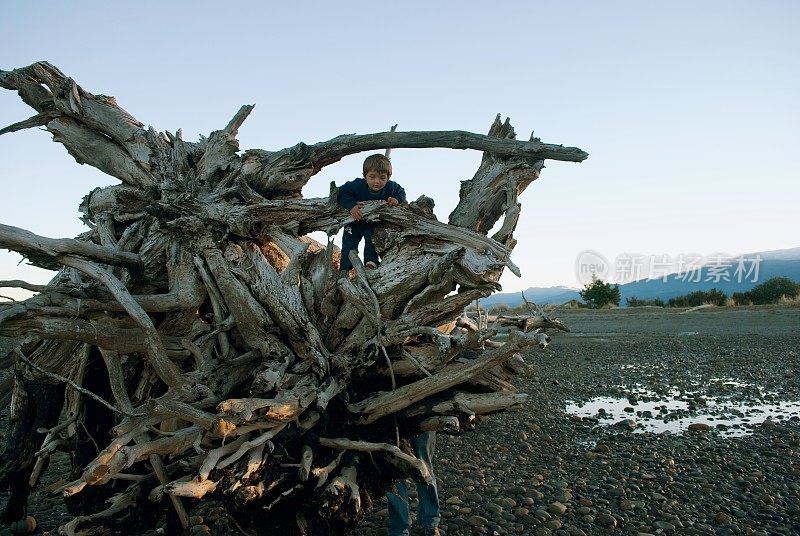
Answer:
xmin=393 ymin=182 xmax=407 ymax=204
xmin=338 ymin=181 xmax=359 ymax=211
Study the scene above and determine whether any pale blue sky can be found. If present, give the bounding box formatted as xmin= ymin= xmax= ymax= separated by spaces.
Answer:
xmin=1 ymin=1 xmax=798 ymax=300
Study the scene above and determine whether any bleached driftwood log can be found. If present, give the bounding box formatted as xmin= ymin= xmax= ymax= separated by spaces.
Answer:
xmin=0 ymin=62 xmax=586 ymax=535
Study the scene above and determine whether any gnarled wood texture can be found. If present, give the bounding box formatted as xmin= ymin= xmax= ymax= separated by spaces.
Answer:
xmin=0 ymin=62 xmax=585 ymax=535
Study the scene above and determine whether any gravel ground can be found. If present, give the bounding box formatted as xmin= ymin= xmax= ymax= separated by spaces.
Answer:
xmin=354 ymin=306 xmax=800 ymax=536
xmin=3 ymin=306 xmax=799 ymax=535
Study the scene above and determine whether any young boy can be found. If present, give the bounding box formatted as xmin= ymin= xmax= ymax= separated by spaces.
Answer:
xmin=338 ymin=154 xmax=406 ymax=273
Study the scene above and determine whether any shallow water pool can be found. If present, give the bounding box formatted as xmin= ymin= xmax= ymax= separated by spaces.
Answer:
xmin=565 ymin=381 xmax=800 ymax=436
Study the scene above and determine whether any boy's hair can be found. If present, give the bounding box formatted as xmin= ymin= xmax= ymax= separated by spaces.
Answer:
xmin=362 ymin=154 xmax=392 ymax=178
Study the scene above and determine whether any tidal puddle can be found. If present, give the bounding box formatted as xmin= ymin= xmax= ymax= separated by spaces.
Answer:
xmin=566 ymin=381 xmax=800 ymax=436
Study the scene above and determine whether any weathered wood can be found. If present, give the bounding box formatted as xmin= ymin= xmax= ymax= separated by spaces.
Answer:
xmin=0 ymin=61 xmax=584 ymax=535
xmin=317 ymin=438 xmax=431 ymax=485
xmin=59 ymin=255 xmax=184 ymax=389
xmin=350 ymin=331 xmax=542 ymax=425
xmin=295 ymin=127 xmax=587 ymax=170
xmin=493 ymin=313 xmax=570 ymax=333
xmin=0 ymin=223 xmax=142 ymax=271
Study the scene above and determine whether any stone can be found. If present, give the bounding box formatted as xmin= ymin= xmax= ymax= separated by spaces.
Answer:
xmin=468 ymin=515 xmax=489 ymax=527
xmin=615 ymin=418 xmax=637 ymax=430
xmin=485 ymin=503 xmax=503 ymax=515
xmin=555 ymin=491 xmax=573 ymax=503
xmin=597 ymin=513 xmax=617 ymax=528
xmin=545 ymin=519 xmax=562 ymax=530
xmin=547 ymin=502 xmax=567 ymax=516
xmin=714 ymin=512 xmax=732 ymax=525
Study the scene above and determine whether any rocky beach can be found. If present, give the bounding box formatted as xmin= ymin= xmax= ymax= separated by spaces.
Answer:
xmin=355 ymin=306 xmax=800 ymax=536
xmin=4 ymin=305 xmax=799 ymax=535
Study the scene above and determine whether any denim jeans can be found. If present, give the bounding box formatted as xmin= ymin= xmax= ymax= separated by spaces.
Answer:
xmin=386 ymin=431 xmax=440 ymax=536
xmin=340 ymin=221 xmax=378 ymax=271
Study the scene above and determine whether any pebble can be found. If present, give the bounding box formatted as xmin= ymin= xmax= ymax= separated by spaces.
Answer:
xmin=468 ymin=515 xmax=489 ymax=527
xmin=545 ymin=519 xmax=562 ymax=530
xmin=715 ymin=512 xmax=733 ymax=525
xmin=596 ymin=512 xmax=617 ymax=527
xmin=652 ymin=520 xmax=675 ymax=531
xmin=555 ymin=490 xmax=573 ymax=502
xmin=486 ymin=503 xmax=503 ymax=514
xmin=547 ymin=502 xmax=567 ymax=516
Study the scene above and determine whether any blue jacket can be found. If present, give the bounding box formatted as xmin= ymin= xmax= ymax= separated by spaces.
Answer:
xmin=338 ymin=178 xmax=407 ymax=211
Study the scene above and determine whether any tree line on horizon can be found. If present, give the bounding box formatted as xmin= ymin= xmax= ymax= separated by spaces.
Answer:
xmin=593 ymin=276 xmax=800 ymax=309
xmin=485 ymin=276 xmax=800 ymax=313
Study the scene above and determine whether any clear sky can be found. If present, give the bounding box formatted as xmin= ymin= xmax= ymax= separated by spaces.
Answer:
xmin=1 ymin=1 xmax=798 ymax=301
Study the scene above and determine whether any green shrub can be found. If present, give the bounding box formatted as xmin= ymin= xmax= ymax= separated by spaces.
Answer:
xmin=731 ymin=291 xmax=752 ymax=306
xmin=626 ymin=297 xmax=665 ymax=307
xmin=733 ymin=277 xmax=800 ymax=305
xmin=667 ymin=288 xmax=727 ymax=307
xmin=579 ymin=278 xmax=620 ymax=309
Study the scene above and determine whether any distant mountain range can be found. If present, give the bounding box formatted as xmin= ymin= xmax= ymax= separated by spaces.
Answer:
xmin=481 ymin=247 xmax=800 ymax=308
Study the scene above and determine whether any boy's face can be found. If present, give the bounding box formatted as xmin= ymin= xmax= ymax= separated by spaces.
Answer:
xmin=365 ymin=170 xmax=390 ymax=191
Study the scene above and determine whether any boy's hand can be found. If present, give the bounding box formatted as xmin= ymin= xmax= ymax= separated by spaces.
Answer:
xmin=387 ymin=197 xmax=399 ymax=206
xmin=350 ymin=205 xmax=363 ymax=220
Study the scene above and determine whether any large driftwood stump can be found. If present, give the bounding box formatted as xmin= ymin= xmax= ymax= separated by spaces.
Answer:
xmin=0 ymin=62 xmax=586 ymax=535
